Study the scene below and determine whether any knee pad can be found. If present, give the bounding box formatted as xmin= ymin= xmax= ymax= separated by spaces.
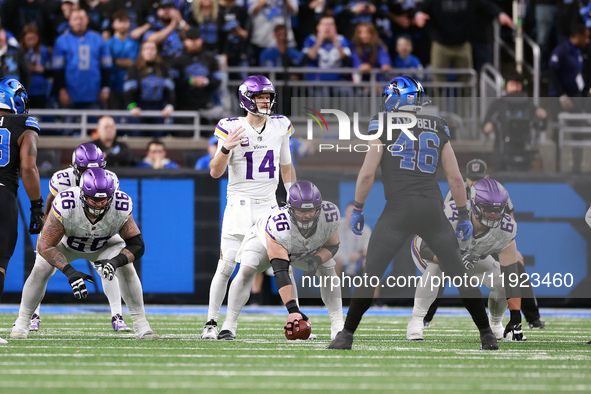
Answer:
xmin=218 ymin=258 xmax=237 ymax=278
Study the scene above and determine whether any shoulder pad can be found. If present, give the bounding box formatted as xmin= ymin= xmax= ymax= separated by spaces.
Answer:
xmin=25 ymin=116 xmax=40 ymax=133
xmin=112 ymin=190 xmax=133 ymax=217
xmin=215 ymin=117 xmax=239 ymax=140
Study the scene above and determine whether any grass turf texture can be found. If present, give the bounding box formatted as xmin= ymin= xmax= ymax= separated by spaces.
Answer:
xmin=0 ymin=309 xmax=590 ymax=393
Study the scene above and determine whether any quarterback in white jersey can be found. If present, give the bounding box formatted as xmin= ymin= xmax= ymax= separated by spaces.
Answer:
xmin=219 ymin=181 xmax=344 ymax=340
xmin=11 ymin=168 xmax=159 ymax=340
xmin=407 ymin=179 xmax=525 ymax=342
xmin=202 ymin=75 xmax=296 ymax=339
xmin=29 ymin=143 xmax=129 ymax=333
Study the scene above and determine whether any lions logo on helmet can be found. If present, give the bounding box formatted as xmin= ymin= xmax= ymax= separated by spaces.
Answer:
xmin=0 ymin=78 xmax=30 ymax=114
xmin=382 ymin=76 xmax=425 ymax=113
xmin=238 ymin=75 xmax=276 ymax=117
xmin=470 ymin=178 xmax=509 ymax=228
xmin=287 ymin=180 xmax=322 ymax=232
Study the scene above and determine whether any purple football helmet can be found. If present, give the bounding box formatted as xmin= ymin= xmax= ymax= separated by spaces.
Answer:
xmin=80 ymin=167 xmax=115 ymax=217
xmin=288 ymin=180 xmax=322 ymax=231
xmin=238 ymin=75 xmax=276 ymax=117
xmin=72 ymin=143 xmax=106 ymax=183
xmin=470 ymin=178 xmax=509 ymax=228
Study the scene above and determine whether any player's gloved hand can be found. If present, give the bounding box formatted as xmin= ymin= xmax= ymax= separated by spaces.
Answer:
xmin=284 ymin=311 xmax=310 ymax=336
xmin=350 ymin=206 xmax=364 ymax=235
xmin=461 ymin=253 xmax=475 ymax=270
xmin=29 ymin=198 xmax=44 ymax=234
xmin=504 ymin=310 xmax=525 ymax=341
xmin=95 ymin=259 xmax=117 ymax=281
xmin=303 ymin=255 xmax=322 ymax=277
xmin=62 ymin=264 xmax=94 ymax=299
xmin=456 ymin=205 xmax=473 ymax=241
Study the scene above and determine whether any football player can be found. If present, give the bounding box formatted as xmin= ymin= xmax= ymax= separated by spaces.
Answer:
xmin=28 ymin=143 xmax=130 ymax=333
xmin=329 ymin=76 xmax=498 ymax=351
xmin=202 ymin=75 xmax=296 ymax=339
xmin=219 ymin=180 xmax=343 ymax=340
xmin=11 ymin=168 xmax=159 ymax=340
xmin=0 ymin=78 xmax=44 ymax=345
xmin=407 ymin=178 xmax=525 ymax=342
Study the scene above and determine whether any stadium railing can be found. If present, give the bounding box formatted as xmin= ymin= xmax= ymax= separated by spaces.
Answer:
xmin=558 ymin=112 xmax=591 ymax=172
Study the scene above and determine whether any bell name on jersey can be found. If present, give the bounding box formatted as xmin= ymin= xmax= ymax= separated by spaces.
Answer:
xmin=261 ymin=201 xmax=340 ymax=261
xmin=444 ymin=201 xmax=517 ymax=261
xmin=52 ymin=187 xmax=133 ymax=253
xmin=214 ymin=115 xmax=292 ymax=200
xmin=49 ymin=168 xmax=120 ymax=196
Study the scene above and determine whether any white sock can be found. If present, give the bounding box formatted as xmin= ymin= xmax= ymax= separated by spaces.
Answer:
xmin=412 ymin=263 xmax=443 ymax=320
xmin=207 ymin=257 xmax=236 ymax=322
xmin=222 ymin=266 xmax=258 ymax=333
xmin=317 ymin=264 xmax=344 ymax=333
xmin=33 ymin=304 xmax=40 ymax=316
xmin=13 ymin=259 xmax=56 ymax=332
xmin=115 ymin=264 xmax=151 ymax=337
xmin=101 ymin=275 xmax=122 ymax=316
xmin=488 ymin=285 xmax=508 ymax=324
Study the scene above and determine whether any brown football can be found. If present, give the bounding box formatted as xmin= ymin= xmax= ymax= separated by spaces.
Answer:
xmin=285 ymin=318 xmax=312 ymax=340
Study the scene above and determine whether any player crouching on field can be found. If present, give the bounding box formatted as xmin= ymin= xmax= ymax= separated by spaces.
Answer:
xmin=218 ymin=180 xmax=344 ymax=340
xmin=407 ymin=178 xmax=526 ymax=342
xmin=11 ymin=168 xmax=159 ymax=340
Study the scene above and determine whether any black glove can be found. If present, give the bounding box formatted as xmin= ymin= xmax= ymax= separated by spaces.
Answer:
xmin=95 ymin=258 xmax=117 ymax=281
xmin=461 ymin=252 xmax=476 ymax=270
xmin=29 ymin=198 xmax=44 ymax=235
xmin=504 ymin=310 xmax=525 ymax=341
xmin=303 ymin=255 xmax=322 ymax=277
xmin=62 ymin=264 xmax=94 ymax=299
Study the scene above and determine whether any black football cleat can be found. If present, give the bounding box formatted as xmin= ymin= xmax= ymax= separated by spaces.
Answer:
xmin=327 ymin=330 xmax=353 ymax=350
xmin=480 ymin=327 xmax=499 ymax=350
xmin=528 ymin=319 xmax=546 ymax=329
xmin=217 ymin=329 xmax=236 ymax=340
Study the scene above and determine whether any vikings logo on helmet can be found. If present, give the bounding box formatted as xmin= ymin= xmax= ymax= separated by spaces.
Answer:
xmin=238 ymin=75 xmax=276 ymax=117
xmin=470 ymin=178 xmax=509 ymax=228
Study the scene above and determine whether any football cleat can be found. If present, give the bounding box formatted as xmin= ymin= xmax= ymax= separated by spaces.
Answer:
xmin=423 ymin=320 xmax=432 ymax=328
xmin=29 ymin=313 xmax=41 ymax=331
xmin=490 ymin=321 xmax=504 ymax=340
xmin=480 ymin=327 xmax=499 ymax=350
xmin=528 ymin=319 xmax=546 ymax=329
xmin=217 ymin=329 xmax=236 ymax=340
xmin=327 ymin=329 xmax=354 ymax=350
xmin=10 ymin=328 xmax=28 ymax=340
xmin=201 ymin=320 xmax=218 ymax=340
xmin=307 ymin=333 xmax=317 ymax=340
xmin=138 ymin=330 xmax=161 ymax=340
xmin=406 ymin=319 xmax=424 ymax=340
xmin=0 ymin=336 xmax=7 ymax=344
xmin=112 ymin=314 xmax=131 ymax=332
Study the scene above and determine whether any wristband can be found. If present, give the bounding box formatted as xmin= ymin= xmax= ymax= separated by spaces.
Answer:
xmin=509 ymin=309 xmax=521 ymax=323
xmin=127 ymin=102 xmax=138 ymax=110
xmin=353 ymin=200 xmax=364 ymax=210
xmin=286 ymin=299 xmax=300 ymax=314
xmin=457 ymin=205 xmax=469 ymax=220
xmin=30 ymin=198 xmax=43 ymax=209
xmin=111 ymin=253 xmax=128 ymax=269
xmin=62 ymin=264 xmax=76 ymax=276
xmin=221 ymin=146 xmax=230 ymax=155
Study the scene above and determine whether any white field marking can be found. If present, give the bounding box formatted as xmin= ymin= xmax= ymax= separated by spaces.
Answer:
xmin=3 ymin=368 xmax=590 ymax=380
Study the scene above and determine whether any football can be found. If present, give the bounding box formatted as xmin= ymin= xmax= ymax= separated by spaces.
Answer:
xmin=285 ymin=318 xmax=312 ymax=340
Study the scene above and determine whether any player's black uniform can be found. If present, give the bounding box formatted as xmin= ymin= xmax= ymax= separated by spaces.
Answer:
xmin=0 ymin=115 xmax=40 ymax=270
xmin=344 ymin=113 xmax=489 ymax=333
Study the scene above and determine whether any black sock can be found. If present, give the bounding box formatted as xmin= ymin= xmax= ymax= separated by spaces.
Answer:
xmin=343 ymin=298 xmax=373 ymax=334
xmin=457 ymin=286 xmax=489 ymax=331
xmin=0 ymin=271 xmax=5 ymax=302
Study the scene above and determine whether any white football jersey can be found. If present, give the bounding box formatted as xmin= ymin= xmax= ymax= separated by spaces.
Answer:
xmin=439 ymin=200 xmax=517 ymax=262
xmin=49 ymin=167 xmax=120 ymax=196
xmin=254 ymin=201 xmax=340 ymax=261
xmin=52 ymin=187 xmax=133 ymax=253
xmin=214 ymin=115 xmax=292 ymax=200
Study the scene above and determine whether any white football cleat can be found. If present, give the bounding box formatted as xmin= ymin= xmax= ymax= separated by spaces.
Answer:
xmin=306 ymin=333 xmax=317 ymax=340
xmin=0 ymin=336 xmax=7 ymax=344
xmin=10 ymin=328 xmax=28 ymax=340
xmin=201 ymin=320 xmax=218 ymax=340
xmin=138 ymin=330 xmax=161 ymax=340
xmin=406 ymin=319 xmax=424 ymax=340
xmin=490 ymin=321 xmax=504 ymax=340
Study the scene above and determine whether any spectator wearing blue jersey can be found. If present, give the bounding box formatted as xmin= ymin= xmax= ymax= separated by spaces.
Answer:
xmin=186 ymin=0 xmax=220 ymax=54
xmin=53 ymin=9 xmax=112 ymax=110
xmin=143 ymin=0 xmax=186 ymax=62
xmin=259 ymin=24 xmax=304 ymax=69
xmin=195 ymin=135 xmax=218 ymax=170
xmin=350 ymin=23 xmax=391 ymax=82
xmin=137 ymin=140 xmax=180 ymax=169
xmin=392 ymin=35 xmax=423 ymax=81
xmin=0 ymin=29 xmax=30 ymax=90
xmin=107 ymin=10 xmax=140 ymax=110
xmin=19 ymin=25 xmax=51 ymax=109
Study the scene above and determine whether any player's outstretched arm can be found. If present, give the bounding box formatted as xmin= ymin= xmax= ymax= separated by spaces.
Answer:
xmin=37 ymin=212 xmax=68 ymax=270
xmin=19 ymin=129 xmax=44 ymax=234
xmin=210 ymin=125 xmax=245 ymax=178
xmin=96 ymin=215 xmax=144 ymax=281
xmin=350 ymin=139 xmax=382 ymax=235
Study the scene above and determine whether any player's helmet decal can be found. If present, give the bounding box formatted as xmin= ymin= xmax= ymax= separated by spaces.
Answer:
xmin=72 ymin=143 xmax=106 ymax=184
xmin=80 ymin=167 xmax=115 ymax=218
xmin=238 ymin=75 xmax=276 ymax=117
xmin=470 ymin=178 xmax=509 ymax=228
xmin=0 ymin=78 xmax=30 ymax=114
xmin=288 ymin=180 xmax=322 ymax=232
xmin=382 ymin=76 xmax=424 ymax=113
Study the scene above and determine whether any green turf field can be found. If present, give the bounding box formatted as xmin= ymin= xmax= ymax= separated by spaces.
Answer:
xmin=1 ymin=309 xmax=590 ymax=393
